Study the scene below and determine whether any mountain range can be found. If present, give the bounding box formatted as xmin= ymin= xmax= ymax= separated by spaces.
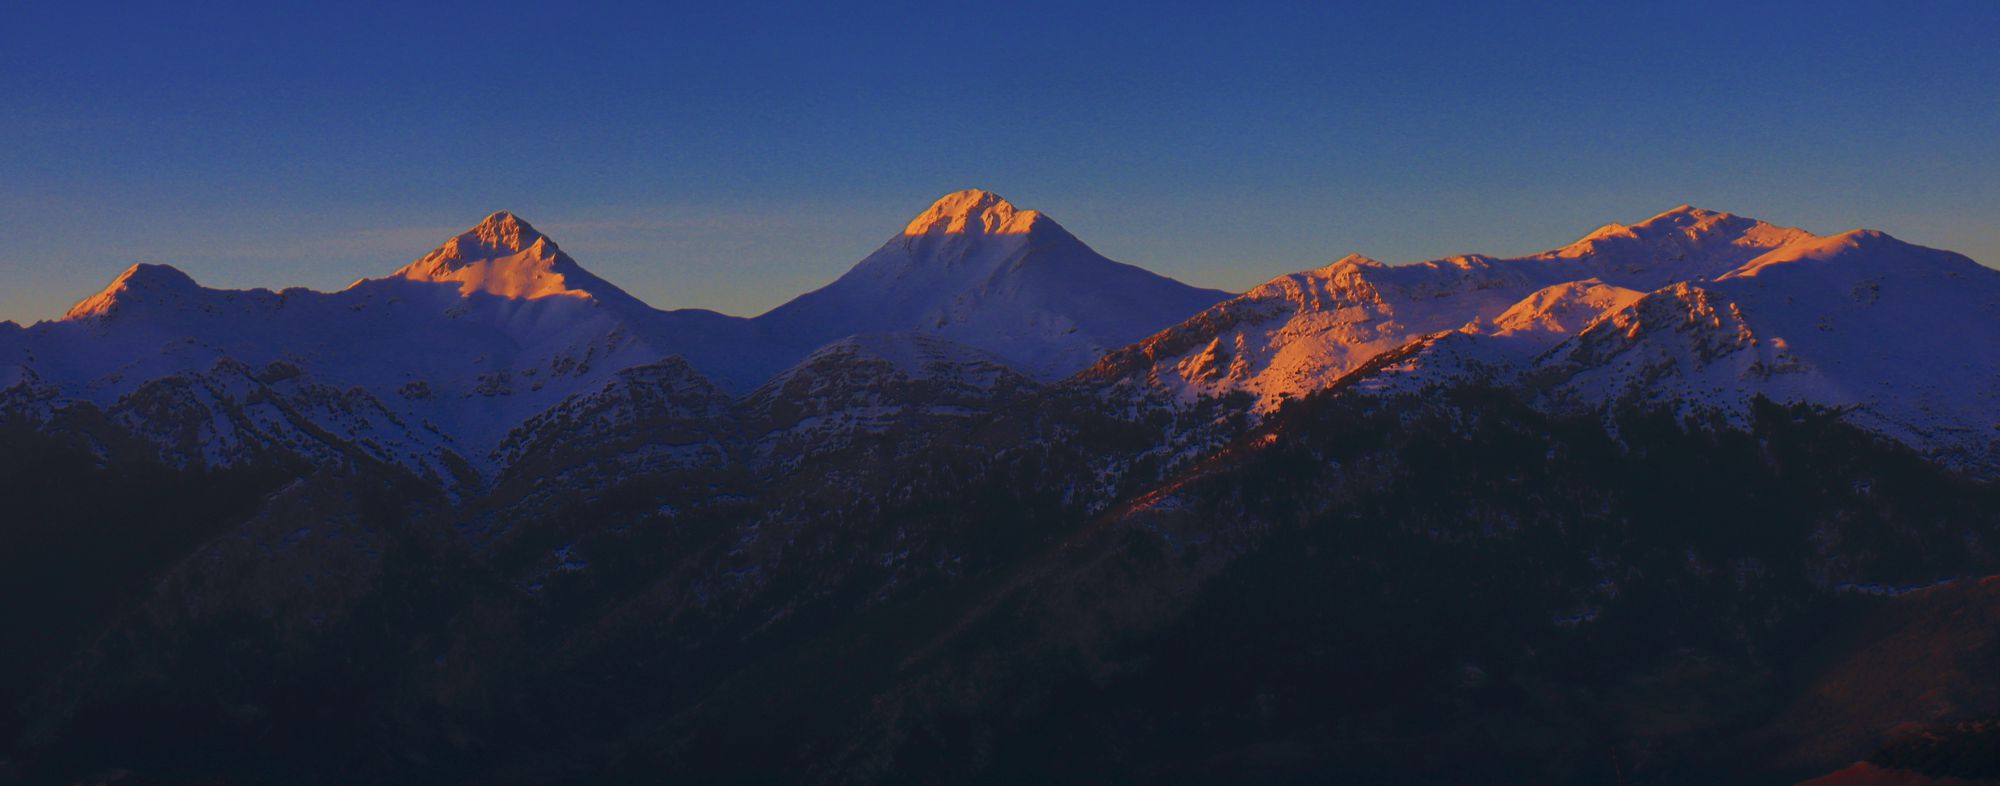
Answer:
xmin=3 ymin=190 xmax=1998 ymax=785
xmin=1 ymin=190 xmax=1230 ymax=482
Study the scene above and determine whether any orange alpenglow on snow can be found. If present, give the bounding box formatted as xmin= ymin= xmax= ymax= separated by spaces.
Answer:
xmin=901 ymin=189 xmax=1046 ymax=236
xmin=389 ymin=211 xmax=595 ymax=300
xmin=62 ymin=263 xmax=202 ymax=320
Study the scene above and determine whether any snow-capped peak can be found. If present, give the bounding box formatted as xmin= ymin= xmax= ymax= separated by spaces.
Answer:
xmin=756 ymin=190 xmax=1227 ymax=380
xmin=1543 ymin=204 xmax=1817 ymax=276
xmin=1569 ymin=204 xmax=1737 ymax=244
xmin=902 ymin=189 xmax=1051 ymax=236
xmin=455 ymin=210 xmax=546 ymax=257
xmin=63 ymin=263 xmax=205 ymax=320
xmin=397 ymin=211 xmax=554 ymax=279
xmin=1316 ymin=253 xmax=1387 ymax=273
xmin=384 ymin=211 xmax=636 ymax=303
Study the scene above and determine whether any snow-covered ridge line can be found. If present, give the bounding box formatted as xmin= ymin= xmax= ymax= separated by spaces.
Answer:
xmin=1086 ymin=206 xmax=1998 ymax=471
xmin=3 ymin=189 xmax=1229 ymax=483
xmin=10 ymin=196 xmax=1997 ymax=484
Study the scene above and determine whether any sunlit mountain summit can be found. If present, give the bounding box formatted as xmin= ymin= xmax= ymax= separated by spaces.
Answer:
xmin=4 ymin=194 xmax=1999 ymax=786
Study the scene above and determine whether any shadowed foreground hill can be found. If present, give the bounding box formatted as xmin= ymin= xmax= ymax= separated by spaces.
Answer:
xmin=6 ymin=380 xmax=1999 ymax=785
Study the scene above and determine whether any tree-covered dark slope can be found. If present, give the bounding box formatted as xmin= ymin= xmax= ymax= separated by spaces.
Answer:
xmin=4 ymin=378 xmax=1998 ymax=785
xmin=661 ymin=389 xmax=2000 ymax=785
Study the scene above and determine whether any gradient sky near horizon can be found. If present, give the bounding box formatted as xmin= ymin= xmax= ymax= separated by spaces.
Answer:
xmin=3 ymin=1 xmax=1996 ymax=322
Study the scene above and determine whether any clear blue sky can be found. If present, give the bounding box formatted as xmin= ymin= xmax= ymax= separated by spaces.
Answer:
xmin=4 ymin=1 xmax=1995 ymax=322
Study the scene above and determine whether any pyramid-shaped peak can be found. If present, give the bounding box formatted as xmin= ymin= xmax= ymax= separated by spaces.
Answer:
xmin=455 ymin=210 xmax=549 ymax=257
xmin=903 ymin=189 xmax=1050 ymax=236
xmin=400 ymin=211 xmax=560 ymax=277
xmin=379 ymin=211 xmax=644 ymax=303
xmin=64 ymin=263 xmax=203 ymax=320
